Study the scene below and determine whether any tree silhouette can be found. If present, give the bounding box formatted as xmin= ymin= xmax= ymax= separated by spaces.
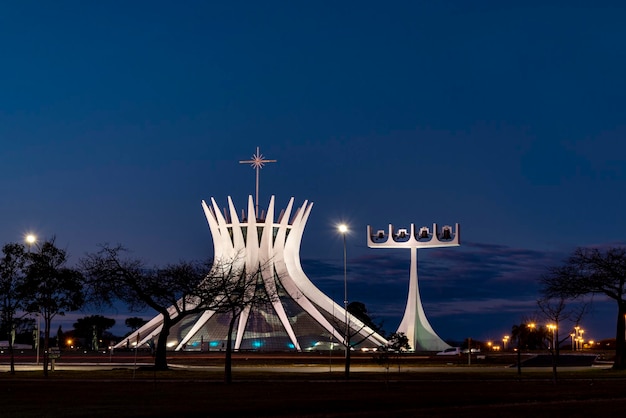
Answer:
xmin=81 ymin=245 xmax=211 ymax=370
xmin=73 ymin=315 xmax=116 ymax=349
xmin=541 ymin=247 xmax=626 ymax=369
xmin=125 ymin=317 xmax=147 ymax=332
xmin=0 ymin=243 xmax=29 ymax=374
xmin=21 ymin=238 xmax=84 ymax=376
xmin=194 ymin=259 xmax=277 ymax=384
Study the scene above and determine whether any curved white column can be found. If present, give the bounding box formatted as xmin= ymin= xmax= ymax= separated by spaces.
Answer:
xmin=117 ymin=195 xmax=387 ymax=351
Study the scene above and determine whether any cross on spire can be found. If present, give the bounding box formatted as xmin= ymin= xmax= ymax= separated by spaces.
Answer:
xmin=239 ymin=146 xmax=277 ymax=217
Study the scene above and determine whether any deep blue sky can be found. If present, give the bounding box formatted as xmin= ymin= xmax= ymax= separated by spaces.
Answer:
xmin=2 ymin=1 xmax=625 ymax=343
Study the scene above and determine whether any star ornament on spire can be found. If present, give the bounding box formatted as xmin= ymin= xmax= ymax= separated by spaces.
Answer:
xmin=247 ymin=148 xmax=271 ymax=169
xmin=239 ymin=146 xmax=277 ymax=217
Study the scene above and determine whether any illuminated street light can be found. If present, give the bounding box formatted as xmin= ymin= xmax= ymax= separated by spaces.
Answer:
xmin=572 ymin=327 xmax=585 ymax=351
xmin=579 ymin=329 xmax=585 ymax=350
xmin=24 ymin=234 xmax=39 ymax=365
xmin=25 ymin=234 xmax=37 ymax=252
xmin=338 ymin=223 xmax=349 ymax=379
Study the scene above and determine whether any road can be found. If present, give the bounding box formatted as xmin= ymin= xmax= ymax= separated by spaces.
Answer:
xmin=0 ymin=349 xmax=610 ymax=373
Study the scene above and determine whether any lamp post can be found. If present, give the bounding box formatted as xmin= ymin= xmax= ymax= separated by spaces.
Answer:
xmin=24 ymin=234 xmax=39 ymax=365
xmin=547 ymin=324 xmax=557 ymax=350
xmin=578 ymin=329 xmax=584 ymax=350
xmin=338 ymin=224 xmax=349 ymax=379
xmin=571 ymin=326 xmax=586 ymax=350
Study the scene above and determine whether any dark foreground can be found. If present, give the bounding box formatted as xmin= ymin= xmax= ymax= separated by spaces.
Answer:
xmin=2 ymin=371 xmax=626 ymax=417
xmin=2 ymin=351 xmax=625 ymax=417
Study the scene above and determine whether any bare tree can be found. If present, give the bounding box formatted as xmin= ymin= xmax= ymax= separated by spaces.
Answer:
xmin=537 ymin=296 xmax=587 ymax=383
xmin=541 ymin=247 xmax=626 ymax=369
xmin=21 ymin=238 xmax=84 ymax=377
xmin=196 ymin=259 xmax=277 ymax=384
xmin=0 ymin=243 xmax=29 ymax=374
xmin=80 ymin=245 xmax=210 ymax=370
xmin=340 ymin=302 xmax=385 ymax=379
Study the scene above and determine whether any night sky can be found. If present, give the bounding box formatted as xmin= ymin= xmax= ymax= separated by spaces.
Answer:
xmin=2 ymin=1 xmax=625 ymax=343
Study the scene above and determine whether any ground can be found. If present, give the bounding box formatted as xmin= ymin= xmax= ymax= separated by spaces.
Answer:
xmin=1 ymin=351 xmax=625 ymax=417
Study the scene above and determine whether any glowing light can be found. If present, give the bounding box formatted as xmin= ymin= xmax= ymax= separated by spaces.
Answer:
xmin=338 ymin=224 xmax=348 ymax=234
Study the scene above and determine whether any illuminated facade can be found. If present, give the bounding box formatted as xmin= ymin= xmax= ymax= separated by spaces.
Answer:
xmin=367 ymin=223 xmax=460 ymax=352
xmin=117 ymin=196 xmax=387 ymax=351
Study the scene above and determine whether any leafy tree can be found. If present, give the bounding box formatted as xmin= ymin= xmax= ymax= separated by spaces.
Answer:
xmin=13 ymin=317 xmax=35 ymax=344
xmin=125 ymin=317 xmax=147 ymax=332
xmin=347 ymin=301 xmax=384 ymax=335
xmin=374 ymin=332 xmax=411 ymax=374
xmin=511 ymin=322 xmax=548 ymax=351
xmin=387 ymin=332 xmax=411 ymax=352
xmin=73 ymin=315 xmax=116 ymax=349
xmin=541 ymin=247 xmax=626 ymax=369
xmin=511 ymin=322 xmax=549 ymax=376
xmin=0 ymin=243 xmax=29 ymax=374
xmin=21 ymin=238 xmax=84 ymax=376
xmin=80 ymin=245 xmax=213 ymax=370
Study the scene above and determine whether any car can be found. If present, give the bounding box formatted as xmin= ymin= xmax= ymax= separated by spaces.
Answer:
xmin=436 ymin=347 xmax=461 ymax=356
xmin=462 ymin=348 xmax=481 ymax=354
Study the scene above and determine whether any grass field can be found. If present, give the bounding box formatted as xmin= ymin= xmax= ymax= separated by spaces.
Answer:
xmin=2 ymin=353 xmax=626 ymax=417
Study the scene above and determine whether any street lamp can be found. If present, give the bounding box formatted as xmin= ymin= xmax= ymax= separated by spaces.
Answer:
xmin=578 ymin=329 xmax=584 ymax=350
xmin=338 ymin=224 xmax=349 ymax=379
xmin=25 ymin=234 xmax=37 ymax=252
xmin=24 ymin=234 xmax=39 ymax=364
